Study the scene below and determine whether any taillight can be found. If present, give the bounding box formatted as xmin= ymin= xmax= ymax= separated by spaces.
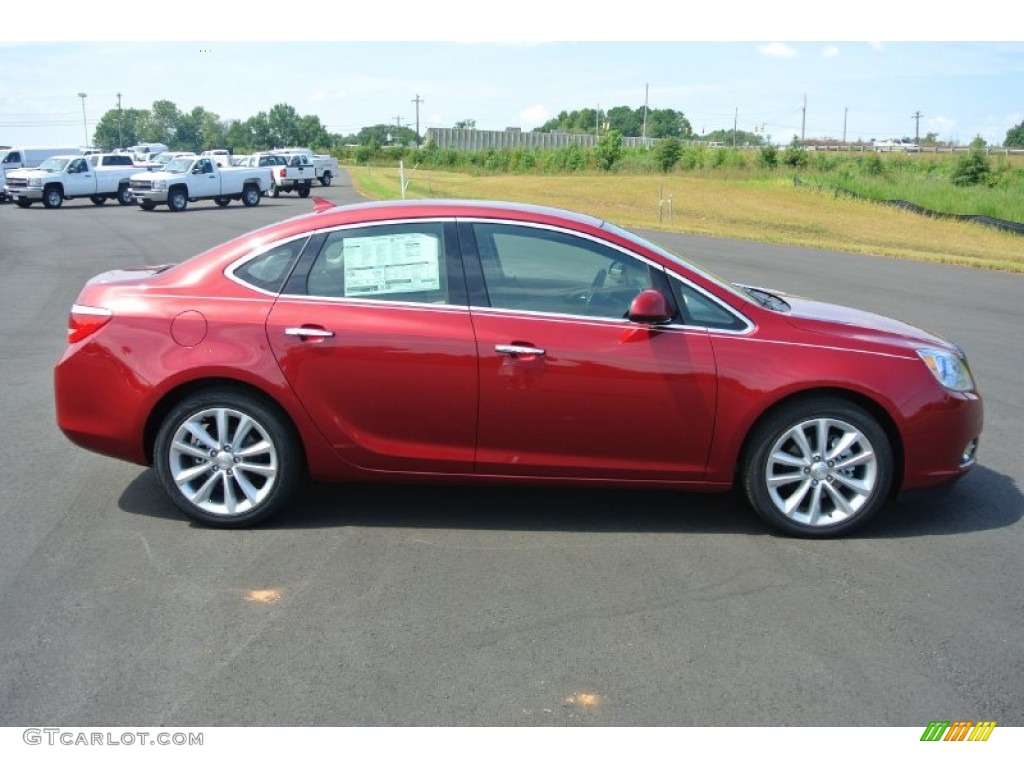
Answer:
xmin=280 ymin=168 xmax=287 ymax=178
xmin=68 ymin=304 xmax=112 ymax=343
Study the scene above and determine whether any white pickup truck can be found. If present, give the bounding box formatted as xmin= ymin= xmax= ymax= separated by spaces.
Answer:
xmin=274 ymin=147 xmax=340 ymax=186
xmin=128 ymin=155 xmax=273 ymax=211
xmin=3 ymin=154 xmax=137 ymax=208
xmin=238 ymin=152 xmax=314 ymax=198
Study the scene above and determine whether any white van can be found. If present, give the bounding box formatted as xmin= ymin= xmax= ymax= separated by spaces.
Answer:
xmin=1 ymin=145 xmax=81 ymax=201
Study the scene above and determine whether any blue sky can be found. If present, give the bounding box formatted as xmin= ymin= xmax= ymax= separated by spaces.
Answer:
xmin=2 ymin=7 xmax=1023 ymax=148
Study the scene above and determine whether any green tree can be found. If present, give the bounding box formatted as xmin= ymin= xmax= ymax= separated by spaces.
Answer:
xmin=646 ymin=108 xmax=692 ymax=139
xmin=653 ymin=137 xmax=682 ymax=172
xmin=951 ymin=147 xmax=991 ymax=186
xmin=453 ymin=119 xmax=476 ymax=130
xmin=141 ymin=100 xmax=183 ymax=146
xmin=1005 ymin=120 xmax=1024 ymax=147
xmin=782 ymin=136 xmax=808 ymax=168
xmin=758 ymin=144 xmax=778 ymax=169
xmin=93 ymin=107 xmax=149 ymax=149
xmin=606 ymin=106 xmax=642 ymax=137
xmin=593 ymin=129 xmax=623 ymax=170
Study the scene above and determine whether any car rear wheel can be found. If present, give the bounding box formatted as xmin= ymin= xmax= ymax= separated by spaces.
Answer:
xmin=15 ymin=199 xmax=32 ymax=208
xmin=139 ymin=200 xmax=157 ymax=211
xmin=215 ymin=197 xmax=230 ymax=207
xmin=241 ymin=185 xmax=260 ymax=207
xmin=90 ymin=195 xmax=107 ymax=206
xmin=116 ymin=185 xmax=134 ymax=206
xmin=153 ymin=390 xmax=303 ymax=528
xmin=320 ymin=171 xmax=332 ymax=187
xmin=743 ymin=398 xmax=892 ymax=538
xmin=297 ymin=183 xmax=311 ymax=198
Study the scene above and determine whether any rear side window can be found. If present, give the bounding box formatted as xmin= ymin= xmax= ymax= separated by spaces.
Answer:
xmin=307 ymin=222 xmax=452 ymax=304
xmin=232 ymin=238 xmax=307 ymax=294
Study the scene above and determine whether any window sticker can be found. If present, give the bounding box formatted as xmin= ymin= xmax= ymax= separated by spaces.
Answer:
xmin=343 ymin=233 xmax=441 ymax=297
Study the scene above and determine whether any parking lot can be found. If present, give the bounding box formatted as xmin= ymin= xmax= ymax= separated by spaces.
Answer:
xmin=1 ymin=172 xmax=1022 ymax=726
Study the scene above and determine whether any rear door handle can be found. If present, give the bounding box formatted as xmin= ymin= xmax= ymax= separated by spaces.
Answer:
xmin=495 ymin=344 xmax=545 ymax=357
xmin=285 ymin=327 xmax=335 ymax=338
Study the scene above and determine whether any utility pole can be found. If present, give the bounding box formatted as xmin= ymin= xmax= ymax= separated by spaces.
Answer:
xmin=642 ymin=83 xmax=648 ymax=140
xmin=911 ymin=110 xmax=923 ymax=143
xmin=843 ymin=107 xmax=848 ymax=145
xmin=117 ymin=92 xmax=123 ymax=149
xmin=411 ymin=94 xmax=423 ymax=146
xmin=733 ymin=108 xmax=738 ymax=147
xmin=77 ymin=92 xmax=88 ymax=148
xmin=801 ymin=93 xmax=807 ymax=143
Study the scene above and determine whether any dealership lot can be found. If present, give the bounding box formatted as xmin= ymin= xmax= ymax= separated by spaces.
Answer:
xmin=1 ymin=173 xmax=1022 ymax=726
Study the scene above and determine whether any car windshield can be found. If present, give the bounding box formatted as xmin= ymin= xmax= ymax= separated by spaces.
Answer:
xmin=38 ymin=157 xmax=72 ymax=172
xmin=163 ymin=158 xmax=195 ymax=173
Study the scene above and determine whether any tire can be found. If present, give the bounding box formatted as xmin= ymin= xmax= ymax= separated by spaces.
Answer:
xmin=139 ymin=200 xmax=157 ymax=211
xmin=297 ymin=183 xmax=311 ymax=198
xmin=167 ymin=187 xmax=188 ymax=212
xmin=42 ymin=186 xmax=63 ymax=209
xmin=241 ymin=185 xmax=260 ymax=207
xmin=215 ymin=197 xmax=230 ymax=207
xmin=320 ymin=171 xmax=332 ymax=187
xmin=90 ymin=195 xmax=107 ymax=206
xmin=742 ymin=397 xmax=893 ymax=538
xmin=116 ymin=185 xmax=133 ymax=206
xmin=270 ymin=185 xmax=280 ymax=198
xmin=15 ymin=199 xmax=32 ymax=208
xmin=153 ymin=389 xmax=303 ymax=528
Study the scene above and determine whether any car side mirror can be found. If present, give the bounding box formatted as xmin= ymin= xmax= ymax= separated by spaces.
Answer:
xmin=628 ymin=289 xmax=673 ymax=325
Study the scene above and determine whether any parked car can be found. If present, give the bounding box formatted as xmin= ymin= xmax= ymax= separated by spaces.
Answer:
xmin=54 ymin=200 xmax=982 ymax=536
xmin=272 ymin=146 xmax=340 ymax=186
xmin=4 ymin=154 xmax=136 ymax=207
xmin=128 ymin=155 xmax=272 ymax=211
xmin=0 ymin=145 xmax=80 ymax=201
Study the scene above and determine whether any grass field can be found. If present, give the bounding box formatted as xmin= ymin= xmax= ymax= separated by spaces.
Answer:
xmin=347 ymin=166 xmax=1024 ymax=274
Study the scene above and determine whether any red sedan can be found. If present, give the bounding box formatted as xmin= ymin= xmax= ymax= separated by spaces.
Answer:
xmin=54 ymin=199 xmax=982 ymax=536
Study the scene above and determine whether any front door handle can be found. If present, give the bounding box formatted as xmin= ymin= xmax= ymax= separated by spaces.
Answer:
xmin=285 ymin=326 xmax=335 ymax=339
xmin=495 ymin=344 xmax=545 ymax=357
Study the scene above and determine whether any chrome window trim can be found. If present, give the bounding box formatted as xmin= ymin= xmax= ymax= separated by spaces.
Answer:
xmin=459 ymin=217 xmax=755 ymax=333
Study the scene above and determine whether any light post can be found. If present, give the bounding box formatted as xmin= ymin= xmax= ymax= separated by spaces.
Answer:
xmin=77 ymin=92 xmax=88 ymax=148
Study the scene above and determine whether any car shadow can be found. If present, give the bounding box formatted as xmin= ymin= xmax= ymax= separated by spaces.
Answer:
xmin=117 ymin=464 xmax=1021 ymax=539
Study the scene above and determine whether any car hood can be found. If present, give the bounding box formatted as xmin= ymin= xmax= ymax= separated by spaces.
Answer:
xmin=780 ymin=293 xmax=954 ymax=350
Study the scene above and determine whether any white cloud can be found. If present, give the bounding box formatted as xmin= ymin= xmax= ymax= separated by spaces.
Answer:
xmin=758 ymin=42 xmax=798 ymax=59
xmin=822 ymin=45 xmax=839 ymax=59
xmin=519 ymin=104 xmax=550 ymax=126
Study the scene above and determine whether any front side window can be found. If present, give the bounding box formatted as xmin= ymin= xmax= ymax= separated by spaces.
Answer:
xmin=671 ymin=276 xmax=749 ymax=331
xmin=472 ymin=222 xmax=655 ymax=320
xmin=307 ymin=223 xmax=452 ymax=305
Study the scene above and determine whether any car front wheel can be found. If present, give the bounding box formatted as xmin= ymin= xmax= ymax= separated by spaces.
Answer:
xmin=153 ymin=390 xmax=303 ymax=527
xmin=743 ymin=398 xmax=893 ymax=538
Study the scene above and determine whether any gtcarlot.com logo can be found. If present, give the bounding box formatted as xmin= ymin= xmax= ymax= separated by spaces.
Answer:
xmin=920 ymin=720 xmax=997 ymax=742
xmin=23 ymin=729 xmax=203 ymax=747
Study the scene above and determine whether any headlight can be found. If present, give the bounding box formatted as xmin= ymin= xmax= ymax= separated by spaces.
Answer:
xmin=153 ymin=180 xmax=167 ymax=190
xmin=28 ymin=178 xmax=43 ymax=188
xmin=917 ymin=348 xmax=975 ymax=392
